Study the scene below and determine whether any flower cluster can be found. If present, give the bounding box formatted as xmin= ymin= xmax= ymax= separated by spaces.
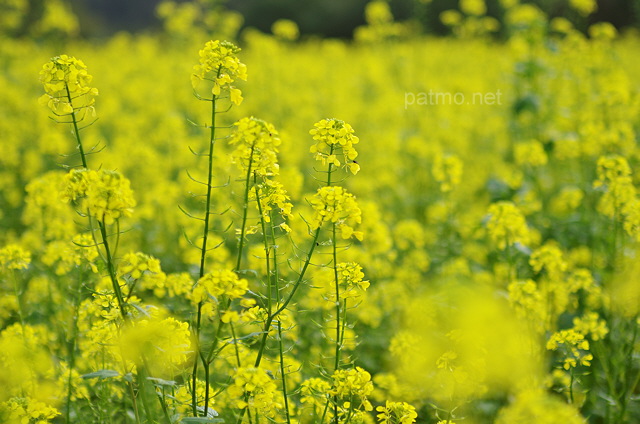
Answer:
xmin=41 ymin=234 xmax=99 ymax=275
xmin=310 ymin=186 xmax=363 ymax=240
xmin=336 ymin=262 xmax=370 ymax=299
xmin=546 ymin=329 xmax=593 ymax=370
xmin=39 ymin=55 xmax=98 ymax=117
xmin=118 ymin=252 xmax=167 ymax=296
xmin=253 ymin=179 xmax=293 ymax=227
xmin=376 ymin=400 xmax=418 ymax=424
xmin=63 ymin=169 xmax=136 ymax=225
xmin=227 ymin=367 xmax=280 ymax=418
xmin=192 ymin=269 xmax=249 ymax=303
xmin=0 ymin=397 xmax=60 ymax=424
xmin=191 ymin=40 xmax=247 ymax=104
xmin=330 ymin=366 xmax=374 ymax=412
xmin=230 ymin=117 xmax=281 ymax=176
xmin=0 ymin=244 xmax=31 ymax=271
xmin=572 ymin=312 xmax=609 ymax=341
xmin=594 ymin=155 xmax=635 ymax=218
xmin=300 ymin=377 xmax=332 ymax=410
xmin=529 ymin=243 xmax=567 ymax=279
xmin=486 ymin=201 xmax=531 ymax=249
xmin=310 ymin=119 xmax=361 ymax=175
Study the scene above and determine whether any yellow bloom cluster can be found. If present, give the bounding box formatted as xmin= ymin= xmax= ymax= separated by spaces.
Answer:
xmin=486 ymin=201 xmax=530 ymax=249
xmin=546 ymin=329 xmax=593 ymax=370
xmin=310 ymin=119 xmax=360 ymax=175
xmin=0 ymin=397 xmax=60 ymax=424
xmin=310 ymin=186 xmax=363 ymax=240
xmin=38 ymin=55 xmax=98 ymax=116
xmin=230 ymin=117 xmax=281 ymax=176
xmin=228 ymin=367 xmax=280 ymax=417
xmin=253 ymin=179 xmax=293 ymax=226
xmin=41 ymin=234 xmax=99 ymax=275
xmin=300 ymin=377 xmax=331 ymax=409
xmin=330 ymin=366 xmax=374 ymax=412
xmin=336 ymin=262 xmax=370 ymax=299
xmin=376 ymin=400 xmax=418 ymax=424
xmin=572 ymin=312 xmax=609 ymax=341
xmin=191 ymin=40 xmax=247 ymax=104
xmin=0 ymin=244 xmax=31 ymax=270
xmin=63 ymin=168 xmax=136 ymax=225
xmin=594 ymin=155 xmax=635 ymax=218
xmin=118 ymin=252 xmax=167 ymax=296
xmin=118 ymin=251 xmax=162 ymax=279
xmin=192 ymin=269 xmax=249 ymax=302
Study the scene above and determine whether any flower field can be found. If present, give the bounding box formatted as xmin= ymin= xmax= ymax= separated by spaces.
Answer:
xmin=1 ymin=1 xmax=640 ymax=423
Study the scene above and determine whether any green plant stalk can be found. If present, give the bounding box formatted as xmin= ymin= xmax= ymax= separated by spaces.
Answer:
xmin=64 ymin=82 xmax=127 ymax=319
xmin=277 ymin=321 xmax=292 ymax=424
xmin=267 ymin=207 xmax=292 ymax=424
xmin=235 ymin=144 xmax=256 ymax=272
xmin=62 ymin=82 xmax=169 ymax=422
xmin=254 ymin=147 xmax=336 ymax=368
xmin=332 ymin=222 xmax=342 ymax=372
xmin=65 ymin=84 xmax=88 ymax=169
xmin=193 ymin=68 xmax=220 ymax=415
xmin=254 ymin=175 xmax=273 ymax=317
xmin=331 ymin=223 xmax=343 ymax=424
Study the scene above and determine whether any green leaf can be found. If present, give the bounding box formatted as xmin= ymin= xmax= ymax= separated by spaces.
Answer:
xmin=147 ymin=377 xmax=177 ymax=386
xmin=180 ymin=418 xmax=224 ymax=423
xmin=81 ymin=369 xmax=120 ymax=380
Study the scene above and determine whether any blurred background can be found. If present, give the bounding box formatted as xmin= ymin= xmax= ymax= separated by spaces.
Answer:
xmin=3 ymin=0 xmax=639 ymax=39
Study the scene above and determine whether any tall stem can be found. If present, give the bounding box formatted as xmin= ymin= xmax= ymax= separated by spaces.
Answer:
xmin=195 ymin=90 xmax=218 ymax=416
xmin=235 ymin=145 xmax=256 ymax=271
xmin=65 ymin=84 xmax=87 ymax=169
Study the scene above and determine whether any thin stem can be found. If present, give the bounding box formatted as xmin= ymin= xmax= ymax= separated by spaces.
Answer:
xmin=195 ymin=69 xmax=220 ymax=415
xmin=235 ymin=144 xmax=256 ymax=272
xmin=254 ymin=175 xmax=273 ymax=316
xmin=98 ymin=220 xmax=127 ymax=319
xmin=269 ymin=208 xmax=291 ymax=424
xmin=253 ymin=147 xmax=336 ymax=368
xmin=333 ymin=223 xmax=341 ymax=372
xmin=65 ymin=83 xmax=88 ymax=168
xmin=254 ymin=226 xmax=321 ymax=367
xmin=277 ymin=321 xmax=292 ymax=424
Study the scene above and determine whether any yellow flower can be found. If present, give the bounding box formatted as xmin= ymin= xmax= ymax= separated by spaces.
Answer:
xmin=310 ymin=186 xmax=363 ymax=240
xmin=376 ymin=400 xmax=418 ymax=424
xmin=192 ymin=40 xmax=247 ymax=103
xmin=39 ymin=55 xmax=98 ymax=117
xmin=310 ymin=119 xmax=361 ymax=175
xmin=230 ymin=117 xmax=281 ymax=176
xmin=0 ymin=244 xmax=31 ymax=270
xmin=486 ymin=201 xmax=530 ymax=249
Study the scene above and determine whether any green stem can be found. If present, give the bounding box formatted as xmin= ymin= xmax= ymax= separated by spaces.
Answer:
xmin=333 ymin=223 xmax=341 ymax=372
xmin=254 ymin=175 xmax=273 ymax=316
xmin=254 ymin=149 xmax=336 ymax=368
xmin=235 ymin=145 xmax=256 ymax=272
xmin=195 ymin=73 xmax=220 ymax=415
xmin=254 ymin=226 xmax=321 ymax=368
xmin=65 ymin=83 xmax=88 ymax=168
xmin=98 ymin=220 xmax=127 ymax=319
